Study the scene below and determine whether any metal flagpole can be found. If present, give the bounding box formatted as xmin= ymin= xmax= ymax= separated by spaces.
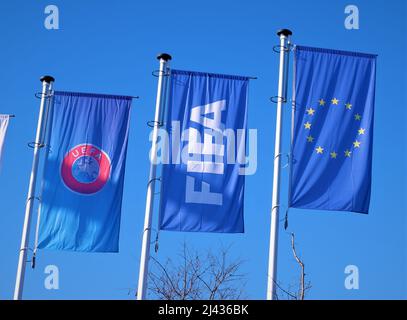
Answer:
xmin=14 ymin=75 xmax=55 ymax=300
xmin=267 ymin=29 xmax=292 ymax=300
xmin=137 ymin=53 xmax=172 ymax=300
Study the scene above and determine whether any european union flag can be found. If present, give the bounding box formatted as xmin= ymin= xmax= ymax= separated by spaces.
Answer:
xmin=37 ymin=92 xmax=132 ymax=252
xmin=289 ymin=46 xmax=377 ymax=214
xmin=159 ymin=70 xmax=250 ymax=232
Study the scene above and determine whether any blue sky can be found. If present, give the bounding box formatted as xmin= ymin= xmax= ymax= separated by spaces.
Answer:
xmin=0 ymin=0 xmax=406 ymax=300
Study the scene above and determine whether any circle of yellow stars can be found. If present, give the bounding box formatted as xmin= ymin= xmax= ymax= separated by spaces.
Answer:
xmin=304 ymin=98 xmax=366 ymax=159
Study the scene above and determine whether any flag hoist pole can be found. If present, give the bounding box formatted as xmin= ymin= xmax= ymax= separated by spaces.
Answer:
xmin=14 ymin=75 xmax=55 ymax=300
xmin=267 ymin=29 xmax=292 ymax=300
xmin=137 ymin=53 xmax=172 ymax=300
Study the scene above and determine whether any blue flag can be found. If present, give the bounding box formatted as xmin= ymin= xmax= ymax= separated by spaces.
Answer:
xmin=289 ymin=46 xmax=377 ymax=214
xmin=37 ymin=91 xmax=132 ymax=252
xmin=159 ymin=70 xmax=250 ymax=232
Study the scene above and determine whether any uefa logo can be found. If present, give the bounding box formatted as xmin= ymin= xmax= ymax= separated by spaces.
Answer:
xmin=61 ymin=144 xmax=111 ymax=195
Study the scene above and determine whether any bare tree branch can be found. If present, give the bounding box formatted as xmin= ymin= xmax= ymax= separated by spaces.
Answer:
xmin=291 ymin=232 xmax=305 ymax=300
xmin=148 ymin=242 xmax=246 ymax=300
xmin=273 ymin=279 xmax=298 ymax=300
xmin=273 ymin=232 xmax=312 ymax=300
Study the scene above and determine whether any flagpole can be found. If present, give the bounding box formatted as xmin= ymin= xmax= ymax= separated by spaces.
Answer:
xmin=137 ymin=53 xmax=171 ymax=300
xmin=14 ymin=75 xmax=54 ymax=300
xmin=267 ymin=29 xmax=292 ymax=300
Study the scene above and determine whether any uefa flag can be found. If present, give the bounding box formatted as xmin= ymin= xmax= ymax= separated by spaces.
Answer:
xmin=289 ymin=46 xmax=377 ymax=214
xmin=37 ymin=92 xmax=132 ymax=252
xmin=0 ymin=115 xmax=10 ymax=171
xmin=159 ymin=70 xmax=250 ymax=233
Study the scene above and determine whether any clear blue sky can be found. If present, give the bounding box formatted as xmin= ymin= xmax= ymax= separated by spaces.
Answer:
xmin=0 ymin=0 xmax=406 ymax=300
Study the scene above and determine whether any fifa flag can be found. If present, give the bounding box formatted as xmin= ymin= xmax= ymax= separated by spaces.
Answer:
xmin=37 ymin=92 xmax=132 ymax=252
xmin=0 ymin=115 xmax=10 ymax=170
xmin=290 ymin=46 xmax=377 ymax=214
xmin=159 ymin=70 xmax=250 ymax=233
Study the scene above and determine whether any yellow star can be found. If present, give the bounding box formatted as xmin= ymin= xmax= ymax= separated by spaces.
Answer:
xmin=306 ymin=108 xmax=315 ymax=116
xmin=316 ymin=146 xmax=324 ymax=154
xmin=307 ymin=135 xmax=314 ymax=143
xmin=345 ymin=103 xmax=352 ymax=110
xmin=344 ymin=150 xmax=352 ymax=157
xmin=319 ymin=99 xmax=326 ymax=106
xmin=330 ymin=151 xmax=338 ymax=159
xmin=353 ymin=140 xmax=361 ymax=148
xmin=304 ymin=122 xmax=312 ymax=130
xmin=331 ymin=98 xmax=339 ymax=105
xmin=355 ymin=113 xmax=362 ymax=121
xmin=358 ymin=128 xmax=365 ymax=135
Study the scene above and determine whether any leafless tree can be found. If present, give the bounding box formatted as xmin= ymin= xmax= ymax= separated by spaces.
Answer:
xmin=146 ymin=242 xmax=247 ymax=300
xmin=274 ymin=232 xmax=312 ymax=300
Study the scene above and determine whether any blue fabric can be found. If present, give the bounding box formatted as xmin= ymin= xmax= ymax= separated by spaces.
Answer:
xmin=38 ymin=91 xmax=132 ymax=252
xmin=159 ymin=70 xmax=249 ymax=232
xmin=289 ymin=46 xmax=377 ymax=214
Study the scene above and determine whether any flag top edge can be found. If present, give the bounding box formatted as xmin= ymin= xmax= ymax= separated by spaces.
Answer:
xmin=296 ymin=45 xmax=378 ymax=59
xmin=54 ymin=91 xmax=133 ymax=101
xmin=171 ymin=69 xmax=251 ymax=81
